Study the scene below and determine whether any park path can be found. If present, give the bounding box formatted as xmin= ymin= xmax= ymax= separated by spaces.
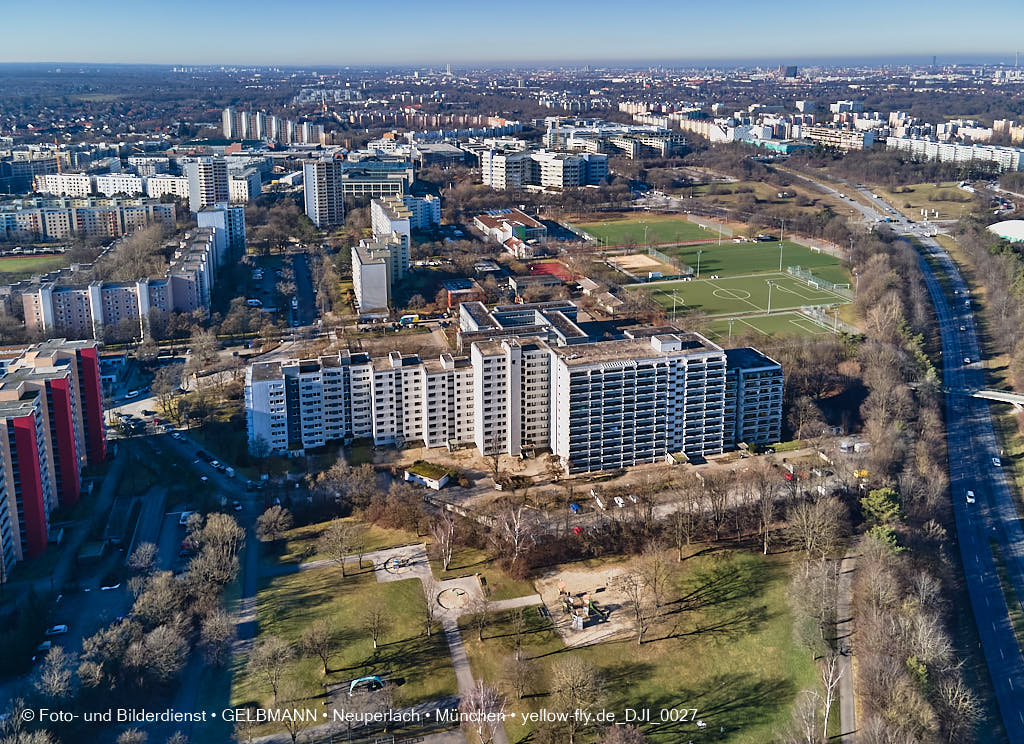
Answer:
xmin=257 ymin=542 xmax=544 ymax=744
xmin=837 ymin=550 xmax=858 ymax=742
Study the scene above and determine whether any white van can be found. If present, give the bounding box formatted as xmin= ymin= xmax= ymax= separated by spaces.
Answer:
xmin=246 ymin=299 xmax=263 ymax=307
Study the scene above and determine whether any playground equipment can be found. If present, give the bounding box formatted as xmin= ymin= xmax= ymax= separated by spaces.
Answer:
xmin=557 ymin=584 xmax=609 ymax=629
xmin=349 ymin=676 xmax=385 ymax=696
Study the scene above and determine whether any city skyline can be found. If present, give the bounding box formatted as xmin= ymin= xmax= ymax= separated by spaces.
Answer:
xmin=5 ymin=0 xmax=1024 ymax=66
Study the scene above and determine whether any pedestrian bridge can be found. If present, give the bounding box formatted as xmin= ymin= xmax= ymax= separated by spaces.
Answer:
xmin=974 ymin=389 xmax=1024 ymax=408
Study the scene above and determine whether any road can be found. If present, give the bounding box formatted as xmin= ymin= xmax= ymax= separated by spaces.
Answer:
xmin=804 ymin=172 xmax=1024 ymax=740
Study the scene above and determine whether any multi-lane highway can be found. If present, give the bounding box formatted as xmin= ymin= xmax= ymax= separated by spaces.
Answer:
xmin=804 ymin=175 xmax=1024 ymax=739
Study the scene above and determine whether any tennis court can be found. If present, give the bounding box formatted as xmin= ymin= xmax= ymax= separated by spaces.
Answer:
xmin=634 ymin=272 xmax=851 ymax=317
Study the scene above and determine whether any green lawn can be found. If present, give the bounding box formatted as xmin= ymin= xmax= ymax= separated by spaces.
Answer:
xmin=460 ymin=550 xmax=818 ymax=744
xmin=429 ymin=544 xmax=537 ymax=602
xmin=0 ymin=254 xmax=69 ymax=279
xmin=658 ymin=239 xmax=844 ymax=279
xmin=707 ymin=312 xmax=835 ymax=341
xmin=574 ymin=214 xmax=725 ymax=245
xmin=267 ymin=518 xmax=422 ymax=567
xmin=633 ymin=272 xmax=851 ymax=317
xmin=232 ymin=566 xmax=457 ymax=733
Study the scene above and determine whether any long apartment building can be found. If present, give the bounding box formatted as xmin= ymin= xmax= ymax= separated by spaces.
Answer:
xmin=0 ymin=339 xmax=105 ymax=581
xmin=22 ymin=226 xmax=227 ymax=339
xmin=245 ymin=303 xmax=782 ymax=473
xmin=886 ymin=136 xmax=1024 ymax=172
xmin=0 ymin=197 xmax=175 ymax=242
xmin=480 ymin=148 xmax=608 ymax=190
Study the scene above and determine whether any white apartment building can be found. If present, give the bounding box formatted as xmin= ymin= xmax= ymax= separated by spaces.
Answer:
xmin=184 ymin=157 xmax=229 ymax=212
xmin=245 ymin=350 xmax=474 ymax=455
xmin=401 ymin=194 xmax=441 ymax=229
xmin=144 ymin=175 xmax=190 ymax=201
xmin=480 ymin=150 xmax=533 ymax=190
xmin=127 ymin=156 xmax=170 ymax=177
xmin=33 ymin=173 xmax=92 ymax=198
xmin=245 ymin=311 xmax=784 ymax=473
xmin=351 ymin=240 xmax=391 ymax=311
xmin=886 ymin=136 xmax=1024 ymax=172
xmin=229 ymin=168 xmax=261 ymax=203
xmin=93 ymin=173 xmax=144 ymax=197
xmin=370 ymin=197 xmax=412 ymax=244
xmin=303 ymin=159 xmax=346 ymax=227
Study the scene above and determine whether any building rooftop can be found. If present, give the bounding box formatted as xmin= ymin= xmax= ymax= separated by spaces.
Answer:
xmin=249 ymin=361 xmax=282 ymax=383
xmin=551 ymin=334 xmax=721 ymax=367
xmin=725 ymin=347 xmax=782 ymax=370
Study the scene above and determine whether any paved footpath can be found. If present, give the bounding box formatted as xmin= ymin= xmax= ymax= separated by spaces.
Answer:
xmin=256 ymin=543 xmax=545 ymax=744
xmin=837 ymin=550 xmax=857 ymax=743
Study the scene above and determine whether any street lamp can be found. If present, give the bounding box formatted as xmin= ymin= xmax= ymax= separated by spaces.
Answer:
xmin=696 ymin=249 xmax=703 ymax=278
xmin=779 ymin=218 xmax=785 ymax=272
xmin=672 ymin=290 xmax=682 ymax=320
xmin=766 ymin=280 xmax=775 ymax=314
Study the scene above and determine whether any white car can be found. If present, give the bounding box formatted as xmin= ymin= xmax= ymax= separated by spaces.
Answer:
xmin=45 ymin=624 xmax=68 ymax=636
xmin=966 ymin=490 xmax=976 ymax=504
xmin=126 ymin=389 xmax=139 ymax=398
xmin=992 ymin=457 xmax=1002 ymax=468
xmin=964 ymin=357 xmax=971 ymax=364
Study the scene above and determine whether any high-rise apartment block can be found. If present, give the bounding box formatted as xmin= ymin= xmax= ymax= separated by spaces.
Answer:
xmin=184 ymin=157 xmax=229 ymax=212
xmin=245 ymin=302 xmax=783 ymax=473
xmin=351 ymin=198 xmax=413 ymax=312
xmin=480 ymin=148 xmax=607 ymax=190
xmin=0 ymin=339 xmax=105 ymax=580
xmin=302 ymin=159 xmax=346 ymax=227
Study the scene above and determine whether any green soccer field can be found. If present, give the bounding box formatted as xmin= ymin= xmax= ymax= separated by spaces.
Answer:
xmin=634 ymin=272 xmax=851 ymax=317
xmin=706 ymin=312 xmax=835 ymax=341
xmin=661 ymin=239 xmax=845 ymax=279
xmin=573 ymin=213 xmax=725 ymax=245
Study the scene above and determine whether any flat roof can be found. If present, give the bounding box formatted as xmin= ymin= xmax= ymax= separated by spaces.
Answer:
xmin=249 ymin=361 xmax=282 ymax=383
xmin=725 ymin=347 xmax=781 ymax=370
xmin=551 ymin=334 xmax=720 ymax=367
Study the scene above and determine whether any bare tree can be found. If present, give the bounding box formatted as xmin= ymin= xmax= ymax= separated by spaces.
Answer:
xmin=938 ymin=676 xmax=982 ymax=742
xmin=786 ymin=690 xmax=821 ymax=744
xmin=699 ymin=471 xmax=731 ymax=541
xmin=128 ymin=542 xmax=158 ymax=574
xmin=275 ymin=676 xmax=313 ymax=744
xmin=361 ymin=601 xmax=391 ymax=650
xmin=787 ymin=496 xmax=844 ymax=565
xmin=598 ymin=725 xmax=648 ymax=744
xmin=256 ymin=505 xmax=293 ymax=544
xmin=117 ymin=730 xmax=148 ymax=744
xmin=422 ymin=577 xmax=440 ymax=637
xmin=494 ymin=502 xmax=535 ymax=570
xmin=200 ymin=610 xmax=235 ymax=666
xmin=669 ymin=491 xmax=701 ymax=560
xmin=500 ymin=654 xmax=534 ymax=700
xmin=470 ymin=595 xmax=491 ymax=642
xmin=509 ymin=606 xmax=527 ymax=660
xmin=820 ymin=652 xmax=842 ymax=742
xmin=301 ymin=619 xmax=335 ymax=676
xmin=34 ymin=646 xmax=74 ymax=701
xmin=620 ymin=570 xmax=651 ymax=645
xmin=459 ymin=681 xmax=505 ymax=744
xmin=639 ymin=541 xmax=672 ymax=612
xmin=550 ymin=656 xmax=604 ymax=744
xmin=247 ymin=635 xmax=294 ymax=704
xmin=317 ymin=519 xmax=363 ymax=577
xmin=431 ymin=514 xmax=456 ymax=572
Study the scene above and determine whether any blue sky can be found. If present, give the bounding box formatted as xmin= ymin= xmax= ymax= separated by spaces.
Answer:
xmin=2 ymin=0 xmax=1021 ymax=66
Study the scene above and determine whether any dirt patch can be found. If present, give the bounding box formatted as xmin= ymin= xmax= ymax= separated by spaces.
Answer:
xmin=535 ymin=563 xmax=636 ymax=647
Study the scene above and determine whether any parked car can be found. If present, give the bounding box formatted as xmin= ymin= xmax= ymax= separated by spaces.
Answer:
xmin=966 ymin=490 xmax=976 ymax=504
xmin=45 ymin=625 xmax=69 ymax=636
xmin=992 ymin=457 xmax=1002 ymax=467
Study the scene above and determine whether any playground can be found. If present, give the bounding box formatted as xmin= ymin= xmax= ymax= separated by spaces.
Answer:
xmin=535 ymin=563 xmax=636 ymax=647
xmin=633 ymin=272 xmax=851 ymax=317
